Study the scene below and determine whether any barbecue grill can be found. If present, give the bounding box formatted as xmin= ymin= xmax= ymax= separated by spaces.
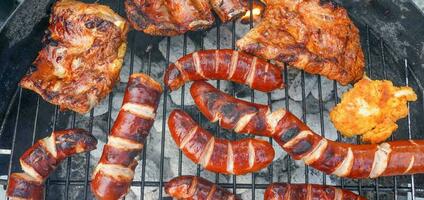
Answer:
xmin=1 ymin=0 xmax=424 ymax=199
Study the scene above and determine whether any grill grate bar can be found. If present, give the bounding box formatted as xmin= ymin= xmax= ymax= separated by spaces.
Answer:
xmin=366 ymin=25 xmax=380 ymax=200
xmin=317 ymin=75 xmax=326 ymax=186
xmin=380 ymin=39 xmax=399 ymax=200
xmin=214 ymin=19 xmax=222 ymax=187
xmin=5 ymin=88 xmax=22 ymax=200
xmin=405 ymin=59 xmax=416 ymax=200
xmin=283 ymin=66 xmax=291 ymax=184
xmin=300 ymin=70 xmax=309 ymax=184
xmin=40 ymin=179 xmax=424 ymax=192
xmin=64 ymin=113 xmax=77 ymax=199
xmin=158 ymin=36 xmax=171 ymax=199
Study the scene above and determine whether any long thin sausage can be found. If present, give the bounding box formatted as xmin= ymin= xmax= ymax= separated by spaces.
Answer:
xmin=7 ymin=129 xmax=97 ymax=200
xmin=91 ymin=73 xmax=163 ymax=200
xmin=164 ymin=49 xmax=284 ymax=92
xmin=190 ymin=81 xmax=424 ymax=179
xmin=165 ymin=175 xmax=240 ymax=200
xmin=168 ymin=109 xmax=275 ymax=175
xmin=264 ymin=183 xmax=366 ymax=200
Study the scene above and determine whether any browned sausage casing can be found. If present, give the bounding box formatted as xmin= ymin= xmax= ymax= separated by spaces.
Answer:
xmin=7 ymin=129 xmax=97 ymax=200
xmin=190 ymin=81 xmax=424 ymax=179
xmin=265 ymin=183 xmax=366 ymax=200
xmin=165 ymin=175 xmax=240 ymax=200
xmin=168 ymin=109 xmax=275 ymax=175
xmin=164 ymin=49 xmax=284 ymax=92
xmin=91 ymin=73 xmax=163 ymax=200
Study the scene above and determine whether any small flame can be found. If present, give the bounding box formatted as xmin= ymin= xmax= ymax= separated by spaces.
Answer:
xmin=240 ymin=1 xmax=265 ymax=24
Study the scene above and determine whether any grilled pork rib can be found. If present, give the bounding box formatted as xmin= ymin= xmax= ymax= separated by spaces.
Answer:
xmin=20 ymin=0 xmax=129 ymax=114
xmin=125 ymin=0 xmax=215 ymax=36
xmin=124 ymin=0 xmax=247 ymax=36
xmin=237 ymin=0 xmax=365 ymax=85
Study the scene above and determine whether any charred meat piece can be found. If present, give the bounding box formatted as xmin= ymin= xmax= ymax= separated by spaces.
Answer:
xmin=19 ymin=0 xmax=129 ymax=114
xmin=125 ymin=0 xmax=215 ymax=36
xmin=210 ymin=0 xmax=247 ymax=23
xmin=125 ymin=0 xmax=248 ymax=36
xmin=237 ymin=0 xmax=365 ymax=85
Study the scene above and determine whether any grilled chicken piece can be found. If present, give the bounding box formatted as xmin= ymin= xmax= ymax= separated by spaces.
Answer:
xmin=125 ymin=0 xmax=215 ymax=36
xmin=330 ymin=77 xmax=417 ymax=143
xmin=237 ymin=0 xmax=365 ymax=85
xmin=19 ymin=0 xmax=129 ymax=114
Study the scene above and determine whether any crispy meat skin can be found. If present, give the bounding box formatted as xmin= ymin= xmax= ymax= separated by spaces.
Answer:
xmin=125 ymin=0 xmax=215 ymax=36
xmin=19 ymin=0 xmax=129 ymax=114
xmin=330 ymin=77 xmax=417 ymax=143
xmin=237 ymin=0 xmax=365 ymax=85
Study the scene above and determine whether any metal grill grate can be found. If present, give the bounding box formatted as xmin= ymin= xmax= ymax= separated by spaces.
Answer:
xmin=1 ymin=0 xmax=424 ymax=199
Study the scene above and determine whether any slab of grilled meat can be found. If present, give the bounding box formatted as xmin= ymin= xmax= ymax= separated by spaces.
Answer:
xmin=20 ymin=0 xmax=129 ymax=114
xmin=125 ymin=0 xmax=246 ymax=36
xmin=237 ymin=0 xmax=365 ymax=85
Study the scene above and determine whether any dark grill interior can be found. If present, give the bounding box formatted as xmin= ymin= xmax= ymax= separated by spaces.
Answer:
xmin=0 ymin=0 xmax=424 ymax=199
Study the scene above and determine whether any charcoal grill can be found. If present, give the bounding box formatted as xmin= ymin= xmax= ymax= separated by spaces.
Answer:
xmin=1 ymin=0 xmax=424 ymax=199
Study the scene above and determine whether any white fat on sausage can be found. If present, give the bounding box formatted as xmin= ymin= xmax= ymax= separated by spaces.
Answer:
xmin=369 ymin=143 xmax=391 ymax=178
xmin=248 ymin=140 xmax=255 ymax=169
xmin=266 ymin=109 xmax=286 ymax=135
xmin=228 ymin=51 xmax=239 ymax=79
xmin=200 ymin=137 xmax=215 ymax=167
xmin=334 ymin=188 xmax=343 ymax=200
xmin=331 ymin=147 xmax=354 ymax=177
xmin=234 ymin=113 xmax=256 ymax=133
xmin=192 ymin=52 xmax=205 ymax=78
xmin=246 ymin=57 xmax=257 ymax=88
xmin=227 ymin=142 xmax=234 ymax=174
xmin=179 ymin=127 xmax=198 ymax=149
xmin=174 ymin=61 xmax=189 ymax=81
xmin=404 ymin=156 xmax=415 ymax=174
xmin=302 ymin=139 xmax=328 ymax=165
xmin=107 ymin=135 xmax=143 ymax=150
xmin=41 ymin=135 xmax=57 ymax=158
xmin=20 ymin=159 xmax=43 ymax=182
xmin=282 ymin=130 xmax=313 ymax=149
xmin=206 ymin=185 xmax=217 ymax=199
xmin=93 ymin=163 xmax=134 ymax=181
xmin=122 ymin=103 xmax=156 ymax=119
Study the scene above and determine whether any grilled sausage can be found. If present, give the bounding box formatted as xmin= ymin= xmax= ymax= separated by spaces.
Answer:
xmin=165 ymin=175 xmax=240 ymax=200
xmin=91 ymin=73 xmax=163 ymax=200
xmin=7 ymin=129 xmax=97 ymax=200
xmin=191 ymin=81 xmax=272 ymax=136
xmin=264 ymin=183 xmax=366 ymax=200
xmin=168 ymin=109 xmax=275 ymax=175
xmin=190 ymin=81 xmax=424 ymax=179
xmin=164 ymin=49 xmax=284 ymax=92
xmin=7 ymin=173 xmax=44 ymax=200
xmin=210 ymin=0 xmax=247 ymax=23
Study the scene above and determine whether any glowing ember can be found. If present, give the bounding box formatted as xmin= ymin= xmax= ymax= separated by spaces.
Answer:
xmin=240 ymin=1 xmax=265 ymax=24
